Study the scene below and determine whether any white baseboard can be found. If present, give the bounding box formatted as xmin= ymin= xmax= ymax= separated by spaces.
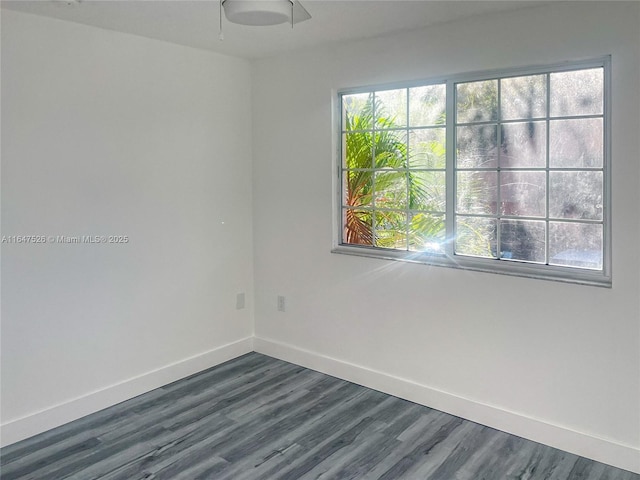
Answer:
xmin=0 ymin=337 xmax=254 ymax=448
xmin=254 ymin=336 xmax=640 ymax=475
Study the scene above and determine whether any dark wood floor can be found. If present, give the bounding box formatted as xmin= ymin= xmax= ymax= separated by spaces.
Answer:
xmin=1 ymin=353 xmax=638 ymax=480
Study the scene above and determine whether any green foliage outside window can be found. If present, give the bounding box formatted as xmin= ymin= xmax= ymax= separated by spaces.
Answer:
xmin=343 ymin=93 xmax=446 ymax=251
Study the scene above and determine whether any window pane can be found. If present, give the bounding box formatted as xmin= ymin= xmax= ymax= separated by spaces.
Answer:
xmin=501 ymin=74 xmax=547 ymax=120
xmin=457 ymin=171 xmax=498 ymax=215
xmin=455 ymin=216 xmax=497 ymax=258
xmin=550 ymin=68 xmax=603 ymax=117
xmin=500 ymin=219 xmax=546 ymax=262
xmin=409 ymin=84 xmax=446 ymax=127
xmin=344 ymin=170 xmax=373 ymax=207
xmin=456 ymin=79 xmax=498 ymax=123
xmin=409 ymin=128 xmax=446 ymax=169
xmin=375 ymin=89 xmax=407 ymax=128
xmin=410 ymin=171 xmax=446 ymax=212
xmin=500 ymin=171 xmax=546 ymax=217
xmin=374 ymin=130 xmax=406 ymax=168
xmin=343 ymin=92 xmax=372 ymax=131
xmin=549 ymin=118 xmax=603 ymax=168
xmin=343 ymin=209 xmax=373 ymax=246
xmin=375 ymin=171 xmax=407 ymax=210
xmin=344 ymin=132 xmax=373 ymax=169
xmin=457 ymin=125 xmax=498 ymax=168
xmin=409 ymin=213 xmax=445 ymax=252
xmin=549 ymin=171 xmax=603 ymax=220
xmin=549 ymin=222 xmax=603 ymax=270
xmin=500 ymin=121 xmax=546 ymax=168
xmin=374 ymin=211 xmax=407 ymax=250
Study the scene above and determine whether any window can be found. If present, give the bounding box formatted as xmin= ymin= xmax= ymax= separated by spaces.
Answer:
xmin=334 ymin=58 xmax=610 ymax=286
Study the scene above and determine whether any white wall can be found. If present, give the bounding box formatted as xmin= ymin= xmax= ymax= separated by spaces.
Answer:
xmin=252 ymin=2 xmax=640 ymax=473
xmin=2 ymin=2 xmax=639 ymax=473
xmin=1 ymin=9 xmax=254 ymax=444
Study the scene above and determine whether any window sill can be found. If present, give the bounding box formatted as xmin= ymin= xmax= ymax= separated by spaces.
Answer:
xmin=331 ymin=245 xmax=612 ymax=288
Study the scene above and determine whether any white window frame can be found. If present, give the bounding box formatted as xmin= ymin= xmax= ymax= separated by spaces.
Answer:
xmin=332 ymin=57 xmax=611 ymax=287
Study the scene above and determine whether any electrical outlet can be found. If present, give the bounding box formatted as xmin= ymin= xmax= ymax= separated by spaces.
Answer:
xmin=236 ymin=293 xmax=245 ymax=310
xmin=277 ymin=295 xmax=285 ymax=312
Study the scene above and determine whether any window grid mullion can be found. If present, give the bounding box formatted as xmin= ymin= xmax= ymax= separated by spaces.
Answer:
xmin=371 ymin=92 xmax=377 ymax=246
xmin=455 ymin=112 xmax=604 ymax=128
xmin=339 ymin=96 xmax=345 ymax=246
xmin=603 ymin=56 xmax=612 ymax=278
xmin=455 ymin=167 xmax=601 ymax=172
xmin=545 ymin=72 xmax=551 ymax=265
xmin=347 ymin=206 xmax=447 ymax=215
xmin=496 ymin=78 xmax=502 ymax=260
xmin=446 ymin=80 xmax=456 ymax=258
xmin=406 ymin=88 xmax=412 ymax=251
xmin=343 ymin=125 xmax=446 ymax=134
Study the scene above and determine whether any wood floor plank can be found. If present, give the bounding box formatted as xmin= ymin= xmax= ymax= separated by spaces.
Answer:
xmin=1 ymin=352 xmax=637 ymax=480
xmin=375 ymin=415 xmax=466 ymax=479
xmin=423 ymin=424 xmax=500 ymax=479
xmin=301 ymin=429 xmax=399 ymax=480
xmin=523 ymin=443 xmax=580 ymax=480
xmin=273 ymin=396 xmax=402 ymax=477
xmin=451 ymin=428 xmax=512 ymax=479
xmin=401 ymin=419 xmax=483 ymax=479
xmin=469 ymin=434 xmax=535 ymax=479
xmin=93 ymin=381 xmax=340 ymax=479
xmin=232 ymin=443 xmax=306 ymax=480
xmin=215 ymin=387 xmax=381 ymax=479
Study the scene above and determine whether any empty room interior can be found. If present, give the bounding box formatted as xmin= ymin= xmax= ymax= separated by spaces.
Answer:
xmin=1 ymin=1 xmax=639 ymax=478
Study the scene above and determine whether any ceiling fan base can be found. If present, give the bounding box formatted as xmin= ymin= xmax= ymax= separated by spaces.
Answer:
xmin=223 ymin=1 xmax=293 ymax=26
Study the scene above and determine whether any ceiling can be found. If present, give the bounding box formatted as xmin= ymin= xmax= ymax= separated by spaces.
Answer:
xmin=1 ymin=0 xmax=549 ymax=59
